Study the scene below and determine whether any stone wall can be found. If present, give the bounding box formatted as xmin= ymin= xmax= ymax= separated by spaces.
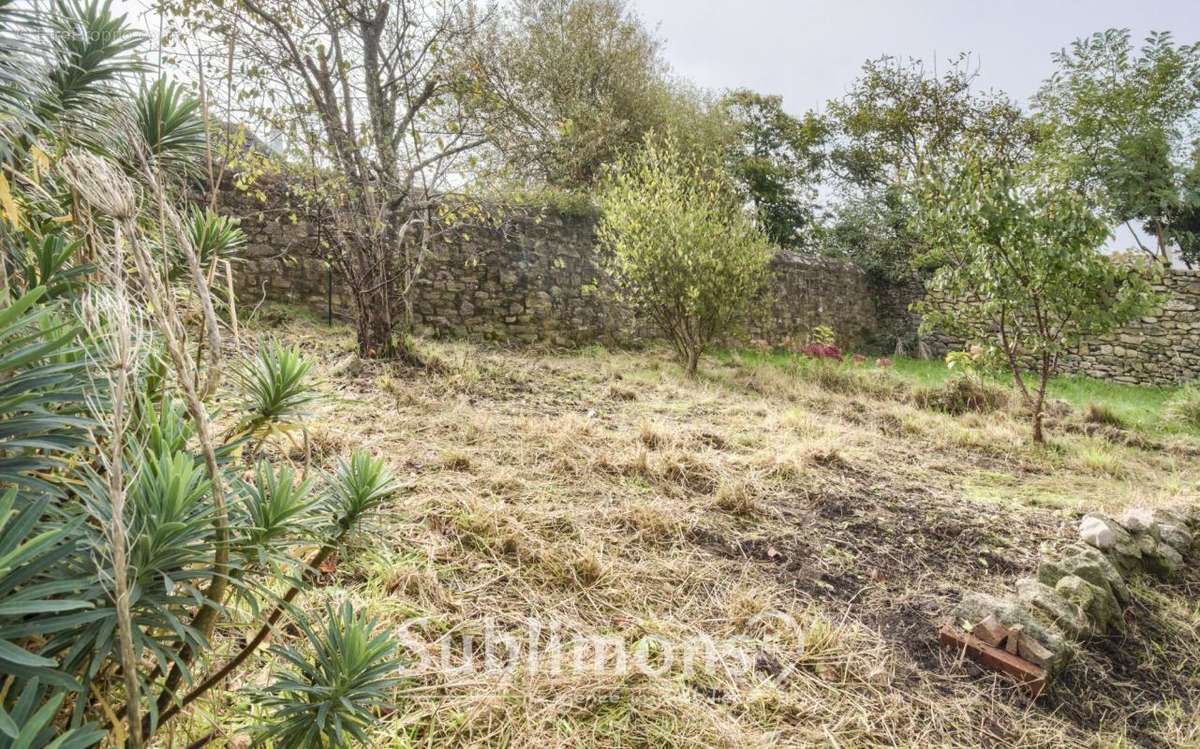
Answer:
xmin=921 ymin=271 xmax=1200 ymax=386
xmin=220 ymin=180 xmax=1200 ymax=384
xmin=1062 ymin=272 xmax=1200 ymax=385
xmin=225 ymin=186 xmax=906 ymax=352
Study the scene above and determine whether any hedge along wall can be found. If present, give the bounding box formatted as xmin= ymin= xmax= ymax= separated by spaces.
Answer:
xmin=222 ymin=184 xmax=909 ymax=352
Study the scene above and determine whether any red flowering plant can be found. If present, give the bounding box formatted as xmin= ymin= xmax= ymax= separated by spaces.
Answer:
xmin=798 ymin=325 xmax=843 ymax=361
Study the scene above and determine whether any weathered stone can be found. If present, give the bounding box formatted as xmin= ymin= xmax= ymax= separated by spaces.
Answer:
xmin=1054 ymin=575 xmax=1123 ymax=634
xmin=1079 ymin=513 xmax=1130 ymax=553
xmin=1157 ymin=523 xmax=1194 ymax=556
xmin=1140 ymin=538 xmax=1183 ymax=577
xmin=1016 ymin=578 xmax=1091 ymax=640
xmin=1060 ymin=546 xmax=1131 ymax=605
xmin=1117 ymin=507 xmax=1157 ymax=535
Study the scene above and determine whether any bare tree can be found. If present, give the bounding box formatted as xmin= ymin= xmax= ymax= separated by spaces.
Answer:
xmin=172 ymin=0 xmax=492 ymax=359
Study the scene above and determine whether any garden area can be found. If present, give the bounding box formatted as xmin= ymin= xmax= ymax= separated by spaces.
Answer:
xmin=1 ymin=0 xmax=1200 ymax=747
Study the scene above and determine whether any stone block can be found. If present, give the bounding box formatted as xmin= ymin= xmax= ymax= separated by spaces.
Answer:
xmin=1054 ymin=574 xmax=1123 ymax=634
xmin=1016 ymin=578 xmax=1090 ymax=640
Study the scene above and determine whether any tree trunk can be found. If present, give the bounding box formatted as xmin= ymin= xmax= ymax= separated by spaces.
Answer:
xmin=356 ymin=288 xmax=405 ymax=360
xmin=684 ymin=346 xmax=700 ymax=378
xmin=1031 ymin=354 xmax=1050 ymax=444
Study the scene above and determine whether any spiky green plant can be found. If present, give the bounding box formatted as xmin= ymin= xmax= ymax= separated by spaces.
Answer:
xmin=256 ymin=603 xmax=400 ymax=749
xmin=185 ymin=205 xmax=245 ymax=270
xmin=10 ymin=232 xmax=92 ymax=300
xmin=327 ymin=450 xmax=400 ymax=533
xmin=237 ymin=462 xmax=317 ymax=560
xmin=39 ymin=0 xmax=144 ymax=127
xmin=0 ymin=288 xmax=89 ymax=493
xmin=233 ymin=341 xmax=319 ymax=443
xmin=0 ymin=0 xmax=47 ymax=144
xmin=0 ymin=680 xmax=104 ymax=749
xmin=134 ymin=77 xmax=206 ymax=178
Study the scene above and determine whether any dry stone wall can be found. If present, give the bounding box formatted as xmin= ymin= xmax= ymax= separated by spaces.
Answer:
xmin=1060 ymin=271 xmax=1200 ymax=385
xmin=219 ymin=180 xmax=1200 ymax=383
xmin=921 ymin=270 xmax=1200 ymax=386
xmin=225 ymin=186 xmax=905 ymax=352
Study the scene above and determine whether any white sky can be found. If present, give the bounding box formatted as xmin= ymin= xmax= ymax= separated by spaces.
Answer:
xmin=631 ymin=0 xmax=1200 ymax=112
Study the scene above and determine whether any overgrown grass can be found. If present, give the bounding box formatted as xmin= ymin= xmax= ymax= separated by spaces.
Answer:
xmin=887 ymin=358 xmax=1193 ymax=437
xmin=226 ymin=318 xmax=1200 ymax=748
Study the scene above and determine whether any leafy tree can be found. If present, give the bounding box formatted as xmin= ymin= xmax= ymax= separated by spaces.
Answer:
xmin=1164 ymin=145 xmax=1200 ymax=265
xmin=598 ymin=136 xmax=773 ymax=376
xmin=825 ymin=54 xmax=1035 ymax=278
xmin=163 ymin=0 xmax=494 ymax=361
xmin=471 ymin=0 xmax=670 ymax=188
xmin=718 ymin=89 xmax=827 ymax=249
xmin=910 ymin=149 xmax=1157 ymax=443
xmin=1034 ymin=29 xmax=1200 ymax=264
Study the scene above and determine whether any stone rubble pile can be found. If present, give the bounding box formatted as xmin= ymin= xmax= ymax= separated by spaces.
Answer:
xmin=951 ymin=503 xmax=1199 ymax=680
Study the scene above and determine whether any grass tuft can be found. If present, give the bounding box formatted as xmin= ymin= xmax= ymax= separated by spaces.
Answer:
xmin=1164 ymin=385 xmax=1200 ymax=429
xmin=913 ymin=374 xmax=1009 ymax=415
xmin=1083 ymin=401 xmax=1128 ymax=428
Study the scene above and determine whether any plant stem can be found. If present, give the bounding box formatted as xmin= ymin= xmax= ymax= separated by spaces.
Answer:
xmin=107 ymin=224 xmax=144 ymax=749
xmin=154 ymin=543 xmax=338 ymax=728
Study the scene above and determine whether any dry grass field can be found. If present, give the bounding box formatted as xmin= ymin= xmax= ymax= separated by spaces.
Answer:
xmin=195 ymin=307 xmax=1200 ymax=748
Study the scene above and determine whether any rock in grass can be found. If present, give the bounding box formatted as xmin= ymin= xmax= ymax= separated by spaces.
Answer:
xmin=1079 ymin=513 xmax=1129 ymax=552
xmin=1143 ymin=538 xmax=1183 ymax=577
xmin=1151 ymin=505 xmax=1193 ymax=529
xmin=1117 ymin=507 xmax=1157 ymax=535
xmin=1016 ymin=578 xmax=1091 ymax=640
xmin=1054 ymin=574 xmax=1124 ymax=635
xmin=1157 ymin=523 xmax=1194 ymax=557
xmin=1039 ymin=547 xmax=1130 ymax=606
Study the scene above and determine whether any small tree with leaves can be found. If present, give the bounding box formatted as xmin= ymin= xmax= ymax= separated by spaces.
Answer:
xmin=598 ymin=136 xmax=772 ymax=377
xmin=911 ymin=149 xmax=1157 ymax=443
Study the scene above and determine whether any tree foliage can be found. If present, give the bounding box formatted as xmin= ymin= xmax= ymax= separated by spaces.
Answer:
xmin=163 ymin=0 xmax=495 ymax=361
xmin=824 ymin=54 xmax=1035 ymax=278
xmin=911 ymin=148 xmax=1157 ymax=442
xmin=471 ymin=0 xmax=673 ymax=188
xmin=718 ymin=89 xmax=827 ymax=249
xmin=598 ymin=137 xmax=773 ymax=376
xmin=1034 ymin=29 xmax=1200 ymax=264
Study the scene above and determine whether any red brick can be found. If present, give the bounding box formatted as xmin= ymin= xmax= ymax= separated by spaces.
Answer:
xmin=939 ymin=624 xmax=1046 ymax=698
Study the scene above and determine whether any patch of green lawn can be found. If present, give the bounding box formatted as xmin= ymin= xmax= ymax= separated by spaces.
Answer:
xmin=886 ymin=357 xmax=1187 ymax=435
xmin=719 ymin=349 xmax=1197 ymax=438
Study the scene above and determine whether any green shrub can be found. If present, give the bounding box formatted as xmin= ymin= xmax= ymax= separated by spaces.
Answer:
xmin=598 ymin=135 xmax=773 ymax=376
xmin=1165 ymin=385 xmax=1200 ymax=429
xmin=256 ymin=602 xmax=401 ymax=749
xmin=914 ymin=374 xmax=1010 ymax=415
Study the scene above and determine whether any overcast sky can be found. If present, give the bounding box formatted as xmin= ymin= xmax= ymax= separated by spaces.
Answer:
xmin=630 ymin=0 xmax=1200 ymax=113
